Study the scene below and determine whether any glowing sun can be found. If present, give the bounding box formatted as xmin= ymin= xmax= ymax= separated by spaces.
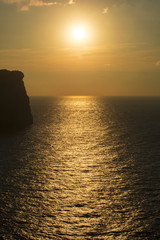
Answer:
xmin=68 ymin=24 xmax=89 ymax=44
xmin=72 ymin=27 xmax=87 ymax=41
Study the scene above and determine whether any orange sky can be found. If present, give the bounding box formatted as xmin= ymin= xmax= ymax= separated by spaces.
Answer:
xmin=0 ymin=0 xmax=160 ymax=96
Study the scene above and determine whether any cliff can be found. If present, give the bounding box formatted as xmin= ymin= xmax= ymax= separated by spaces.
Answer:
xmin=0 ymin=69 xmax=33 ymax=132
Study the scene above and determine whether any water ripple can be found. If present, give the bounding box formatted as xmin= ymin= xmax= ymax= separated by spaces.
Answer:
xmin=0 ymin=97 xmax=160 ymax=239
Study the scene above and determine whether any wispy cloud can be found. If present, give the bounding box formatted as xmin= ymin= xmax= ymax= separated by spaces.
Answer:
xmin=1 ymin=0 xmax=61 ymax=11
xmin=1 ymin=0 xmax=78 ymax=10
xmin=68 ymin=0 xmax=75 ymax=5
xmin=29 ymin=0 xmax=54 ymax=7
xmin=102 ymin=7 xmax=108 ymax=14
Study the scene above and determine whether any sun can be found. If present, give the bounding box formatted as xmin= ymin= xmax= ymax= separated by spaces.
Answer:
xmin=68 ymin=24 xmax=89 ymax=44
xmin=72 ymin=26 xmax=87 ymax=41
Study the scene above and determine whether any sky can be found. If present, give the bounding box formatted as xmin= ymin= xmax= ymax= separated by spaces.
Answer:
xmin=0 ymin=0 xmax=160 ymax=96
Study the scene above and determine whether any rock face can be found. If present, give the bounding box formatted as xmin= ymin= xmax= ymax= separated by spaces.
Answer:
xmin=0 ymin=69 xmax=33 ymax=132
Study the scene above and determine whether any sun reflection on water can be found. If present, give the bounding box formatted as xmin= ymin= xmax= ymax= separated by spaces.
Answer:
xmin=40 ymin=96 xmax=124 ymax=238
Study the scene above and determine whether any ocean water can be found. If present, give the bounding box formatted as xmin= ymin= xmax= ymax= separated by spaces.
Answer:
xmin=0 ymin=96 xmax=160 ymax=240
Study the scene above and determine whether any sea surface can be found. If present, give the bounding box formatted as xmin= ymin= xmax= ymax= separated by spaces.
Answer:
xmin=0 ymin=96 xmax=160 ymax=240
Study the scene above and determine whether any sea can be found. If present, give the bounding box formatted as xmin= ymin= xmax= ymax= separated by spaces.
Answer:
xmin=0 ymin=96 xmax=160 ymax=240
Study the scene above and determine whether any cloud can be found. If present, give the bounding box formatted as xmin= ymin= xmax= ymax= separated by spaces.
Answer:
xmin=2 ymin=0 xmax=160 ymax=18
xmin=1 ymin=0 xmax=77 ymax=10
xmin=29 ymin=0 xmax=54 ymax=7
xmin=1 ymin=0 xmax=58 ymax=11
xmin=102 ymin=7 xmax=108 ymax=14
xmin=68 ymin=0 xmax=75 ymax=4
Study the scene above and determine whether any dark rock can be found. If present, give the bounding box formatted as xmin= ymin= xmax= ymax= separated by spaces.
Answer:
xmin=0 ymin=69 xmax=33 ymax=132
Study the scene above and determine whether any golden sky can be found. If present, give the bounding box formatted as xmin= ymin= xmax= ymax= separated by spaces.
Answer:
xmin=0 ymin=0 xmax=160 ymax=96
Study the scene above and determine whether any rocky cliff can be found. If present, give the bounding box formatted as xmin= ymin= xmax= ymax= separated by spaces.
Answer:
xmin=0 ymin=69 xmax=33 ymax=132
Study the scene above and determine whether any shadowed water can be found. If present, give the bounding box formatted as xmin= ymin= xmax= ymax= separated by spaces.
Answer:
xmin=0 ymin=96 xmax=160 ymax=240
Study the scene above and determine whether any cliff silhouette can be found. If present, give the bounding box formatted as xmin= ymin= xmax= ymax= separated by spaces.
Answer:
xmin=0 ymin=69 xmax=33 ymax=132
